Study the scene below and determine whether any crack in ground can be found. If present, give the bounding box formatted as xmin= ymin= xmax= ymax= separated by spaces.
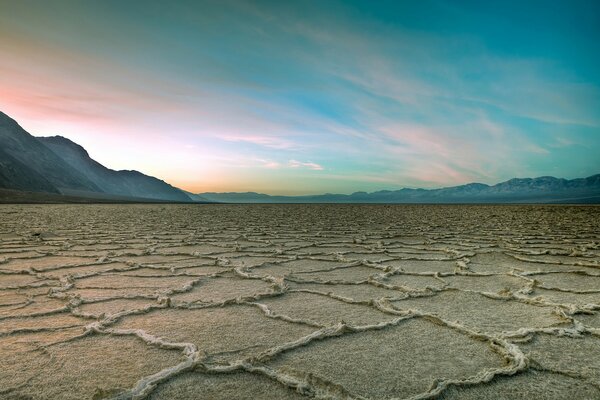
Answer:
xmin=0 ymin=204 xmax=599 ymax=399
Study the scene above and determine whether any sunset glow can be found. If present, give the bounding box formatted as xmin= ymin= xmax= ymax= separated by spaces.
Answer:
xmin=1 ymin=0 xmax=599 ymax=194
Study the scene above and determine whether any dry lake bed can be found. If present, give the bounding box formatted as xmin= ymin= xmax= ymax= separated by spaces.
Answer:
xmin=0 ymin=204 xmax=599 ymax=400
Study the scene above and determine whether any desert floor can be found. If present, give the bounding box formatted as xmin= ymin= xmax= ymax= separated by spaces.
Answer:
xmin=0 ymin=204 xmax=599 ymax=400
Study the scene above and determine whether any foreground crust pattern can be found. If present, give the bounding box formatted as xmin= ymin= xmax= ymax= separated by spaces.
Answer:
xmin=0 ymin=204 xmax=599 ymax=400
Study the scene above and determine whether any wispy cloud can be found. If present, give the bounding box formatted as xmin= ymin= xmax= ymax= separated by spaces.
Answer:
xmin=288 ymin=160 xmax=324 ymax=170
xmin=253 ymin=158 xmax=281 ymax=169
xmin=218 ymin=134 xmax=298 ymax=150
xmin=1 ymin=1 xmax=598 ymax=193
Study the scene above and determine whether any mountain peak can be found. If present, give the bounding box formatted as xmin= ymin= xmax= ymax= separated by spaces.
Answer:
xmin=1 ymin=110 xmax=192 ymax=202
xmin=40 ymin=135 xmax=90 ymax=158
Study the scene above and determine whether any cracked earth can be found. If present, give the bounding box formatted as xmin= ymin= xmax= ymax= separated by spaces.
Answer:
xmin=0 ymin=204 xmax=599 ymax=400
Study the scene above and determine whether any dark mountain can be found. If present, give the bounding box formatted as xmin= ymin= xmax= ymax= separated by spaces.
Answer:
xmin=0 ymin=111 xmax=192 ymax=202
xmin=198 ymin=174 xmax=600 ymax=204
xmin=0 ymin=112 xmax=103 ymax=194
xmin=38 ymin=136 xmax=191 ymax=201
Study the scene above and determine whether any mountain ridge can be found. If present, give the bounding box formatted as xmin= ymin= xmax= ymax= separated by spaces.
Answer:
xmin=38 ymin=135 xmax=191 ymax=201
xmin=197 ymin=174 xmax=600 ymax=203
xmin=1 ymin=110 xmax=599 ymax=204
xmin=0 ymin=111 xmax=192 ymax=202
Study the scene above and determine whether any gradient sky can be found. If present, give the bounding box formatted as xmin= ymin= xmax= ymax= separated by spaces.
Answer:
xmin=1 ymin=0 xmax=599 ymax=194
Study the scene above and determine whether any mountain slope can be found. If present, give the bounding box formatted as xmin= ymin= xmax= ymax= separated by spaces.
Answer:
xmin=0 ymin=111 xmax=192 ymax=202
xmin=39 ymin=136 xmax=191 ymax=202
xmin=198 ymin=174 xmax=600 ymax=204
xmin=0 ymin=147 xmax=58 ymax=193
xmin=0 ymin=112 xmax=103 ymax=193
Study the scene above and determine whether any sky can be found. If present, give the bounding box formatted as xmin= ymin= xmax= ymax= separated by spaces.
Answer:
xmin=1 ymin=0 xmax=599 ymax=195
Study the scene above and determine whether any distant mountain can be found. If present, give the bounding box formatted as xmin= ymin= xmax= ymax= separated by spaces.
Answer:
xmin=183 ymin=191 xmax=211 ymax=202
xmin=198 ymin=175 xmax=600 ymax=204
xmin=0 ymin=111 xmax=192 ymax=202
xmin=3 ymin=110 xmax=599 ymax=204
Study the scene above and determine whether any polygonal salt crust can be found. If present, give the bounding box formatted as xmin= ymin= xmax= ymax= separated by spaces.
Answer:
xmin=442 ymin=369 xmax=600 ymax=399
xmin=68 ymin=244 xmax=124 ymax=251
xmin=467 ymin=252 xmax=582 ymax=274
xmin=209 ymin=251 xmax=268 ymax=260
xmin=0 ymin=296 xmax=67 ymax=318
xmin=521 ymin=335 xmax=600 ymax=383
xmin=227 ymin=256 xmax=289 ymax=268
xmin=74 ymin=274 xmax=198 ymax=289
xmin=1 ymin=335 xmax=61 ymax=391
xmin=340 ymin=252 xmax=394 ymax=262
xmin=258 ymin=291 xmax=396 ymax=327
xmin=0 ymin=232 xmax=22 ymax=241
xmin=0 ymin=290 xmax=29 ymax=306
xmin=0 ymin=313 xmax=86 ymax=334
xmin=114 ymin=254 xmax=194 ymax=265
xmin=148 ymin=371 xmax=307 ymax=400
xmin=1 ymin=256 xmax=95 ymax=272
xmin=388 ymin=236 xmax=428 ymax=245
xmin=381 ymin=274 xmax=445 ymax=290
xmin=11 ymin=286 xmax=50 ymax=297
xmin=39 ymin=262 xmax=132 ymax=278
xmin=287 ymin=282 xmax=404 ymax=302
xmin=231 ymin=245 xmax=279 ymax=254
xmin=289 ymin=246 xmax=357 ymax=255
xmin=533 ymin=272 xmax=600 ymax=292
xmin=290 ymin=265 xmax=381 ymax=283
xmin=0 ymin=245 xmax=56 ymax=253
xmin=442 ymin=274 xmax=527 ymax=294
xmin=252 ymin=259 xmax=348 ymax=278
xmin=114 ymin=267 xmax=186 ymax=277
xmin=510 ymin=253 xmax=597 ymax=266
xmin=382 ymin=247 xmax=438 ymax=255
xmin=384 ymin=250 xmax=455 ymax=261
xmin=66 ymin=288 xmax=160 ymax=301
xmin=528 ymin=288 xmax=600 ymax=307
xmin=172 ymin=276 xmax=275 ymax=304
xmin=574 ymin=311 xmax=600 ymax=329
xmin=155 ymin=244 xmax=230 ymax=255
xmin=383 ymin=259 xmax=458 ymax=273
xmin=175 ymin=265 xmax=226 ymax=276
xmin=115 ymin=304 xmax=317 ymax=362
xmin=57 ymin=249 xmax=115 ymax=258
xmin=0 ymin=273 xmax=54 ymax=288
xmin=110 ymin=248 xmax=146 ymax=256
xmin=271 ymin=240 xmax=315 ymax=248
xmin=215 ymin=239 xmax=260 ymax=248
xmin=0 ymin=250 xmax=45 ymax=259
xmin=4 ymin=335 xmax=183 ymax=400
xmin=147 ymin=258 xmax=219 ymax=268
xmin=1 ymin=203 xmax=599 ymax=399
xmin=268 ymin=317 xmax=502 ymax=399
xmin=78 ymin=298 xmax=158 ymax=317
xmin=393 ymin=291 xmax=564 ymax=334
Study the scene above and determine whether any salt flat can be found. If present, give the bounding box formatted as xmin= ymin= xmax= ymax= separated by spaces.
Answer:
xmin=0 ymin=204 xmax=599 ymax=399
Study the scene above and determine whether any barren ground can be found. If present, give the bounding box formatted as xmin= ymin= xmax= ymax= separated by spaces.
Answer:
xmin=1 ymin=204 xmax=599 ymax=400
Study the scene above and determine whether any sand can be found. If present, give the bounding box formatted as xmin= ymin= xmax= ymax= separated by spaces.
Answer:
xmin=0 ymin=204 xmax=599 ymax=399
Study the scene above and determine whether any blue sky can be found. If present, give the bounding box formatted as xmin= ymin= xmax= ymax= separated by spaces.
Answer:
xmin=1 ymin=0 xmax=599 ymax=194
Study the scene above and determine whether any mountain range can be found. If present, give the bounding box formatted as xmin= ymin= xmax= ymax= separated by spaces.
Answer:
xmin=196 ymin=174 xmax=600 ymax=204
xmin=1 ymin=110 xmax=599 ymax=204
xmin=0 ymin=111 xmax=192 ymax=202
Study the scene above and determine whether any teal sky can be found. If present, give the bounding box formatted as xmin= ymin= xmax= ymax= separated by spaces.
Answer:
xmin=1 ymin=0 xmax=599 ymax=194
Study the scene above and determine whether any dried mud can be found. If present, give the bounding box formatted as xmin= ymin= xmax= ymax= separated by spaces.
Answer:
xmin=0 ymin=204 xmax=599 ymax=399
